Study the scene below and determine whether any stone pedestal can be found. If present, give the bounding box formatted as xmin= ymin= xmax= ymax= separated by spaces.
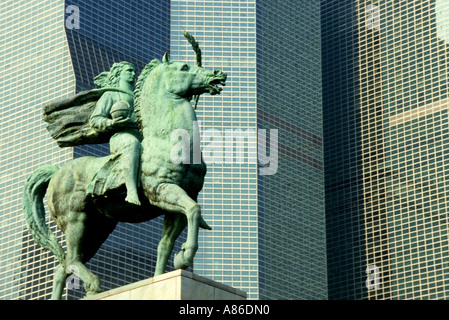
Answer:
xmin=83 ymin=269 xmax=246 ymax=300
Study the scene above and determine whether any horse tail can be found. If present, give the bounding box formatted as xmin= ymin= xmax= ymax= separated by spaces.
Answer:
xmin=23 ymin=165 xmax=65 ymax=265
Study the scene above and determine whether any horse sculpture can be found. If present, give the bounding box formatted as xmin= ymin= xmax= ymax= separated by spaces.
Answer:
xmin=22 ymin=53 xmax=227 ymax=300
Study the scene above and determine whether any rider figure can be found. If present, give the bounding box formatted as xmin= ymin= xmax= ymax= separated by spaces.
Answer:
xmin=89 ymin=62 xmax=143 ymax=206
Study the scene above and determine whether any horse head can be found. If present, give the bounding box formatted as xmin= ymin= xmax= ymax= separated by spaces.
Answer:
xmin=133 ymin=53 xmax=227 ymax=133
xmin=160 ymin=53 xmax=227 ymax=99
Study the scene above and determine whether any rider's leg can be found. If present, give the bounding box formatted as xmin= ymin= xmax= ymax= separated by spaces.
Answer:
xmin=111 ymin=132 xmax=142 ymax=205
xmin=124 ymin=139 xmax=141 ymax=205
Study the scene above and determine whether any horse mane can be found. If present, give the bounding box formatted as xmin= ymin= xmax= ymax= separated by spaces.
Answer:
xmin=134 ymin=59 xmax=161 ymax=130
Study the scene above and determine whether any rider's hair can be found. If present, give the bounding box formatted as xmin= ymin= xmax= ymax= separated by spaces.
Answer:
xmin=94 ymin=62 xmax=136 ymax=88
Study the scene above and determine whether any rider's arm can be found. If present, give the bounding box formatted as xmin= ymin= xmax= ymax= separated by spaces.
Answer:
xmin=89 ymin=92 xmax=114 ymax=132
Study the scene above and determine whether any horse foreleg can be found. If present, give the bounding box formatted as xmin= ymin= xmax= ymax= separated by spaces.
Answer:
xmin=153 ymin=183 xmax=210 ymax=269
xmin=154 ymin=213 xmax=186 ymax=276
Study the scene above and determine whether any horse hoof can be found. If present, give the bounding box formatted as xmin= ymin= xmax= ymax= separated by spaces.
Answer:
xmin=174 ymin=244 xmax=197 ymax=270
xmin=174 ymin=251 xmax=189 ymax=270
xmin=84 ymin=290 xmax=101 ymax=298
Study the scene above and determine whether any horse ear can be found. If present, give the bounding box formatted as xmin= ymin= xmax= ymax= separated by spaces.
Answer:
xmin=162 ymin=53 xmax=170 ymax=64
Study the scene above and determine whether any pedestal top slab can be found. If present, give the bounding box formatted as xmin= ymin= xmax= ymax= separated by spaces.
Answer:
xmin=82 ymin=269 xmax=247 ymax=300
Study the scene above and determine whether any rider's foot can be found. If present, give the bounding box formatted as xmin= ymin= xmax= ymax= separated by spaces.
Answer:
xmin=125 ymin=193 xmax=141 ymax=206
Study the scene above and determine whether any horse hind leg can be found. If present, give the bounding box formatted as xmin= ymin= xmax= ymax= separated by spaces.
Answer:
xmin=62 ymin=211 xmax=106 ymax=297
xmin=49 ymin=218 xmax=102 ymax=300
xmin=51 ymin=264 xmax=69 ymax=300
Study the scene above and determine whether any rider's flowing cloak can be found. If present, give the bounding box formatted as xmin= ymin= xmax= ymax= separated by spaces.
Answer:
xmin=43 ymin=87 xmax=139 ymax=198
xmin=42 ymin=87 xmax=131 ymax=148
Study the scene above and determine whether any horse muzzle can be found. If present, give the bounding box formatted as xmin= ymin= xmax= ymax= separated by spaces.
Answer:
xmin=207 ymin=70 xmax=227 ymax=95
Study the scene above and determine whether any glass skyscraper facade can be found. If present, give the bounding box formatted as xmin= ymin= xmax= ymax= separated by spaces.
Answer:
xmin=323 ymin=0 xmax=449 ymax=299
xmin=170 ymin=1 xmax=260 ymax=299
xmin=171 ymin=0 xmax=326 ymax=299
xmin=256 ymin=0 xmax=326 ymax=300
xmin=0 ymin=1 xmax=74 ymax=300
xmin=1 ymin=0 xmax=326 ymax=300
xmin=4 ymin=0 xmax=446 ymax=301
xmin=63 ymin=0 xmax=173 ymax=300
xmin=0 ymin=0 xmax=171 ymax=300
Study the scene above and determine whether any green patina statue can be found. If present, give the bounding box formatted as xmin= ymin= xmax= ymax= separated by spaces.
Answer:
xmin=22 ymin=33 xmax=227 ymax=299
xmin=88 ymin=61 xmax=142 ymax=206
